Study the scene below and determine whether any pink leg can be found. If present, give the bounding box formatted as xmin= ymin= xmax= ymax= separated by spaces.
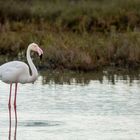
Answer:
xmin=14 ymin=83 xmax=18 ymax=108
xmin=8 ymin=83 xmax=12 ymax=108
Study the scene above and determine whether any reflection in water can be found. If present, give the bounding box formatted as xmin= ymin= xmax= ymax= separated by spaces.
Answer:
xmin=14 ymin=107 xmax=17 ymax=140
xmin=8 ymin=107 xmax=11 ymax=140
xmin=40 ymin=69 xmax=140 ymax=85
xmin=8 ymin=106 xmax=17 ymax=140
xmin=24 ymin=120 xmax=62 ymax=127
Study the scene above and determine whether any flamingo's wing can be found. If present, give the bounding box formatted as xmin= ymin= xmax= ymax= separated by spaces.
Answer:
xmin=0 ymin=61 xmax=30 ymax=83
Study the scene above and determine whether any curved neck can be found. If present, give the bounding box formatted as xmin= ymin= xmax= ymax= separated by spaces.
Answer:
xmin=27 ymin=47 xmax=38 ymax=83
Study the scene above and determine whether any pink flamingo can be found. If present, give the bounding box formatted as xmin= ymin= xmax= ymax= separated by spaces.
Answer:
xmin=0 ymin=43 xmax=43 ymax=107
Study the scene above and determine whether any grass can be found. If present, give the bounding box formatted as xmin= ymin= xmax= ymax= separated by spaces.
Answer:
xmin=0 ymin=22 xmax=140 ymax=70
xmin=0 ymin=0 xmax=140 ymax=32
xmin=0 ymin=0 xmax=140 ymax=70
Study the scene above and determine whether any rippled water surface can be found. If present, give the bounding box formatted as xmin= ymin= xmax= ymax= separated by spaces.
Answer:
xmin=0 ymin=70 xmax=140 ymax=140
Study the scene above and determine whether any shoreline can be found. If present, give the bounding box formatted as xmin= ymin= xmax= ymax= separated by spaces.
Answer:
xmin=0 ymin=54 xmax=140 ymax=72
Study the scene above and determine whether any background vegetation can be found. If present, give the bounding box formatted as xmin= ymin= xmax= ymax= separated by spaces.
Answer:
xmin=0 ymin=0 xmax=140 ymax=70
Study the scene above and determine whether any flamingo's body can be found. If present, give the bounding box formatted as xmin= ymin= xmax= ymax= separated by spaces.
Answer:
xmin=0 ymin=61 xmax=30 ymax=84
xmin=0 ymin=43 xmax=43 ymax=107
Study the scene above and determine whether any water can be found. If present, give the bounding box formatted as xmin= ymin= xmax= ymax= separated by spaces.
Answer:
xmin=0 ymin=70 xmax=140 ymax=140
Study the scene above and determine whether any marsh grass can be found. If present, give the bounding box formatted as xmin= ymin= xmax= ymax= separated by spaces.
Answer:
xmin=0 ymin=21 xmax=140 ymax=70
xmin=0 ymin=0 xmax=140 ymax=70
xmin=0 ymin=0 xmax=140 ymax=32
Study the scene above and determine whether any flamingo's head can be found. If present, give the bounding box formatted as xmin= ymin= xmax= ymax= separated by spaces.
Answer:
xmin=30 ymin=43 xmax=43 ymax=58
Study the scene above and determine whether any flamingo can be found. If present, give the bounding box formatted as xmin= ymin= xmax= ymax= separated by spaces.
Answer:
xmin=0 ymin=43 xmax=43 ymax=108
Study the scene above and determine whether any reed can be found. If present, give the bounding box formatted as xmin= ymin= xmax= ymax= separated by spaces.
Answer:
xmin=0 ymin=21 xmax=140 ymax=70
xmin=0 ymin=0 xmax=140 ymax=70
xmin=0 ymin=0 xmax=140 ymax=32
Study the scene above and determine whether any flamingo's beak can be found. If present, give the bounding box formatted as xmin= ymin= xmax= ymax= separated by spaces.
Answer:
xmin=36 ymin=47 xmax=43 ymax=61
xmin=37 ymin=47 xmax=43 ymax=56
xmin=40 ymin=54 xmax=43 ymax=60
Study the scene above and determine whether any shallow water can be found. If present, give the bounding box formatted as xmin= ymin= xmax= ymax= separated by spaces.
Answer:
xmin=0 ymin=70 xmax=140 ymax=140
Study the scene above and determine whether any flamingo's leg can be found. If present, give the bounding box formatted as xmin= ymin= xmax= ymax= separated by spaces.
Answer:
xmin=14 ymin=83 xmax=18 ymax=108
xmin=8 ymin=83 xmax=12 ymax=108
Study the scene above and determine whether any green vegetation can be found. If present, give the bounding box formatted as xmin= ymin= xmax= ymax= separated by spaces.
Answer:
xmin=1 ymin=0 xmax=140 ymax=32
xmin=0 ymin=0 xmax=140 ymax=70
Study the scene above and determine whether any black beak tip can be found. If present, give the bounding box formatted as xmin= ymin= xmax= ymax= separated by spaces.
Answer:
xmin=40 ymin=54 xmax=43 ymax=60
